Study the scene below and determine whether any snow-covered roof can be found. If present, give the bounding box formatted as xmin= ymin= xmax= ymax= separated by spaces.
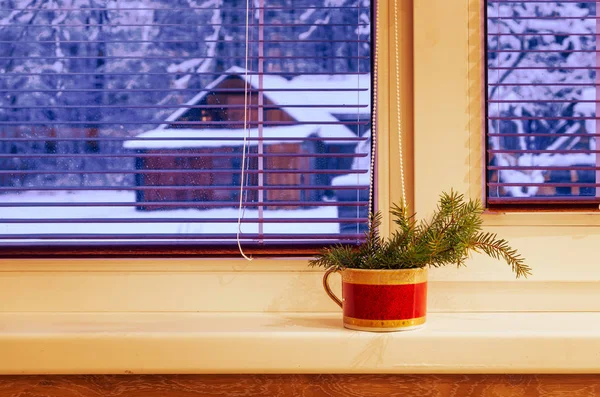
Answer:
xmin=158 ymin=66 xmax=370 ymax=130
xmin=123 ymin=125 xmax=356 ymax=150
xmin=131 ymin=66 xmax=370 ymax=150
xmin=285 ymin=73 xmax=371 ymax=116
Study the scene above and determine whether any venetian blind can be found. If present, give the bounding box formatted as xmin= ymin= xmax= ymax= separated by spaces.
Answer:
xmin=0 ymin=0 xmax=373 ymax=254
xmin=486 ymin=0 xmax=600 ymax=209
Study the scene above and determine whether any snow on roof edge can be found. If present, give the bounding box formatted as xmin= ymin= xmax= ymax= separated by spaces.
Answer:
xmin=123 ymin=125 xmax=358 ymax=150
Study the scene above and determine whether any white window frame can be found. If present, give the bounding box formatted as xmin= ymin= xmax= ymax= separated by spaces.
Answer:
xmin=2 ymin=0 xmax=592 ymax=315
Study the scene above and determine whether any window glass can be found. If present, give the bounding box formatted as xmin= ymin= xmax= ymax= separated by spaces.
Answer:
xmin=0 ymin=0 xmax=372 ymax=248
xmin=487 ymin=1 xmax=598 ymax=204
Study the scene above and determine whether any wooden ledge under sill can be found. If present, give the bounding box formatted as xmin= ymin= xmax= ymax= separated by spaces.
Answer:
xmin=1 ymin=312 xmax=600 ymax=375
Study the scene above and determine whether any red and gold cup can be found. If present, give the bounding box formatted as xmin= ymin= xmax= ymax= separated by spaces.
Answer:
xmin=323 ymin=267 xmax=427 ymax=331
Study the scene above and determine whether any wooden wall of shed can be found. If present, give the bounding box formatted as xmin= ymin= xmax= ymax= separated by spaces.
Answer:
xmin=136 ymin=141 xmax=325 ymax=211
xmin=264 ymin=142 xmax=316 ymax=209
xmin=137 ymin=148 xmax=254 ymax=211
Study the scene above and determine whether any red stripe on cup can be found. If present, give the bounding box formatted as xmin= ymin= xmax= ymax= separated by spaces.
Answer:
xmin=342 ymin=282 xmax=427 ymax=321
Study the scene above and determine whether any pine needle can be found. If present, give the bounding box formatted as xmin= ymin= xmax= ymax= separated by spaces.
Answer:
xmin=309 ymin=189 xmax=531 ymax=278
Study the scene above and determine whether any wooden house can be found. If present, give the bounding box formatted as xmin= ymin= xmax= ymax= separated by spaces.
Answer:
xmin=124 ymin=67 xmax=371 ymax=210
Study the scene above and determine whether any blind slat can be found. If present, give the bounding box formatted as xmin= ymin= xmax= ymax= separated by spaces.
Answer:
xmin=489 ymin=183 xmax=600 ymax=187
xmin=490 ymin=166 xmax=600 ymax=171
xmin=0 ymin=89 xmax=369 ymax=94
xmin=0 ymin=137 xmax=368 ymax=142
xmin=488 ymin=33 xmax=599 ymax=36
xmin=0 ymin=170 xmax=367 ymax=175
xmin=0 ymin=104 xmax=369 ymax=109
xmin=0 ymin=234 xmax=366 ymax=240
xmin=488 ymin=67 xmax=600 ymax=70
xmin=0 ymin=40 xmax=370 ymax=45
xmin=1 ymin=6 xmax=370 ymax=11
xmin=489 ymin=50 xmax=600 ymax=53
xmin=0 ymin=23 xmax=369 ymax=28
xmin=489 ymin=16 xmax=600 ymax=20
xmin=487 ymin=197 xmax=600 ymax=204
xmin=488 ymin=1 xmax=597 ymax=2
xmin=0 ymin=202 xmax=368 ymax=208
xmin=487 ymin=100 xmax=600 ymax=103
xmin=489 ymin=83 xmax=600 ymax=86
xmin=488 ymin=133 xmax=600 ymax=137
xmin=0 ymin=218 xmax=367 ymax=224
xmin=0 ymin=55 xmax=370 ymax=60
xmin=0 ymin=121 xmax=369 ymax=125
xmin=0 ymin=153 xmax=368 ymax=158
xmin=489 ymin=150 xmax=600 ymax=154
xmin=0 ymin=185 xmax=370 ymax=191
xmin=489 ymin=117 xmax=600 ymax=120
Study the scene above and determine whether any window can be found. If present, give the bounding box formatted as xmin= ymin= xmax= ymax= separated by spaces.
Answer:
xmin=8 ymin=0 xmax=589 ymax=316
xmin=486 ymin=0 xmax=600 ymax=209
xmin=0 ymin=1 xmax=373 ymax=254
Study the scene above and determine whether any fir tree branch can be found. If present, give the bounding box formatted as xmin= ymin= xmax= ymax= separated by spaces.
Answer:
xmin=310 ymin=190 xmax=531 ymax=279
xmin=470 ymin=232 xmax=532 ymax=278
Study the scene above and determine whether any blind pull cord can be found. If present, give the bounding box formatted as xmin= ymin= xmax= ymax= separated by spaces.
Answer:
xmin=237 ymin=0 xmax=253 ymax=261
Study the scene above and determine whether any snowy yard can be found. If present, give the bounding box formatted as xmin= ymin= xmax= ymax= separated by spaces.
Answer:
xmin=0 ymin=190 xmax=342 ymax=238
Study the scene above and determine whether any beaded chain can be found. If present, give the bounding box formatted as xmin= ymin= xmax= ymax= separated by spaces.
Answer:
xmin=393 ymin=0 xmax=407 ymax=210
xmin=367 ymin=0 xmax=380 ymax=225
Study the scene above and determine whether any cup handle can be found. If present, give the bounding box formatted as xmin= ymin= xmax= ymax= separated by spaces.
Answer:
xmin=323 ymin=267 xmax=343 ymax=309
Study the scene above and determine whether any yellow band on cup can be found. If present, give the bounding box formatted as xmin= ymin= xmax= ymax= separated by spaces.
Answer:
xmin=341 ymin=268 xmax=428 ymax=285
xmin=343 ymin=316 xmax=426 ymax=328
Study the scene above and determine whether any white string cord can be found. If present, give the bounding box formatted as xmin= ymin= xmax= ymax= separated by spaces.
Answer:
xmin=393 ymin=0 xmax=407 ymax=209
xmin=236 ymin=0 xmax=253 ymax=261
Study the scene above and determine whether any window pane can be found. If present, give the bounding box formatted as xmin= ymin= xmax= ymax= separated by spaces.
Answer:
xmin=486 ymin=1 xmax=598 ymax=203
xmin=0 ymin=0 xmax=372 ymax=247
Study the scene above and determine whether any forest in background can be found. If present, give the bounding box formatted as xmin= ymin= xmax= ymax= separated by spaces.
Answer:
xmin=0 ymin=0 xmax=371 ymax=188
xmin=487 ymin=1 xmax=598 ymax=198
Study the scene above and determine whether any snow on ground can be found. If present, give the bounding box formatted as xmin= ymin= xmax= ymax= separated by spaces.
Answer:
xmin=0 ymin=190 xmax=341 ymax=238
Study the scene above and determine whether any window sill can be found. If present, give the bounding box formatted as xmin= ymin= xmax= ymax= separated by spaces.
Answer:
xmin=1 ymin=312 xmax=600 ymax=374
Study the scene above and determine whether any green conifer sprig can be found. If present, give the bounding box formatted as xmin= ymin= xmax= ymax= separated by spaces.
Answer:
xmin=309 ymin=190 xmax=531 ymax=278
